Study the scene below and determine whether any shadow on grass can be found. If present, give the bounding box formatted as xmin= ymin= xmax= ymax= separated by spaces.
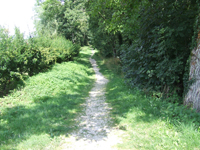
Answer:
xmin=0 ymin=47 xmax=95 ymax=147
xmin=106 ymin=75 xmax=200 ymax=131
xmin=0 ymin=92 xmax=89 ymax=146
xmin=93 ymin=51 xmax=200 ymax=131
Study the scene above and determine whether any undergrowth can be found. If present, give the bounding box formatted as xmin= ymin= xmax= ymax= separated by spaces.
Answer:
xmin=0 ymin=27 xmax=80 ymax=97
xmin=93 ymin=50 xmax=200 ymax=149
xmin=0 ymin=46 xmax=95 ymax=149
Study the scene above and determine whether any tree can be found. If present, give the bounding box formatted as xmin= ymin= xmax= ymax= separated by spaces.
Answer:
xmin=35 ymin=0 xmax=89 ymax=45
xmin=86 ymin=0 xmax=199 ymax=103
xmin=122 ymin=0 xmax=198 ymax=100
xmin=184 ymin=3 xmax=200 ymax=111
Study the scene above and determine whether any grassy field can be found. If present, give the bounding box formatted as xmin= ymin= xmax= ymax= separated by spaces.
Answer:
xmin=0 ymin=46 xmax=95 ymax=149
xmin=93 ymin=50 xmax=200 ymax=150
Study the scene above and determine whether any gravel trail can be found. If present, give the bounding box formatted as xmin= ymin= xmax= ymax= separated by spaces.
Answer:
xmin=60 ymin=49 xmax=122 ymax=150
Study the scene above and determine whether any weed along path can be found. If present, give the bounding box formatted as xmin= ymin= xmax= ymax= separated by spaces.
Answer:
xmin=60 ymin=49 xmax=122 ymax=149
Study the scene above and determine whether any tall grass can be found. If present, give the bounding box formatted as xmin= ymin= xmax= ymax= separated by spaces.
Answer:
xmin=93 ymin=50 xmax=200 ymax=149
xmin=0 ymin=46 xmax=95 ymax=149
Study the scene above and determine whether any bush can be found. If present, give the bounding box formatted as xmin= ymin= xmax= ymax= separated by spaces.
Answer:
xmin=120 ymin=1 xmax=198 ymax=100
xmin=0 ymin=27 xmax=80 ymax=96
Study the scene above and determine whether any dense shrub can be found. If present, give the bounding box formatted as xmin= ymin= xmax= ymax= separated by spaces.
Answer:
xmin=50 ymin=36 xmax=80 ymax=62
xmin=86 ymin=0 xmax=200 ymax=106
xmin=120 ymin=0 xmax=198 ymax=101
xmin=0 ymin=28 xmax=27 ymax=93
xmin=0 ymin=26 xmax=80 ymax=95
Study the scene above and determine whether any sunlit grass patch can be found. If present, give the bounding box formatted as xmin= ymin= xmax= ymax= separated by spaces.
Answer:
xmin=94 ymin=50 xmax=200 ymax=149
xmin=16 ymin=134 xmax=53 ymax=149
xmin=0 ymin=46 xmax=95 ymax=149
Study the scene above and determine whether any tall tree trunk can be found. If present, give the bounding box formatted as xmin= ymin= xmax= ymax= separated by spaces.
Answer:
xmin=184 ymin=40 xmax=200 ymax=112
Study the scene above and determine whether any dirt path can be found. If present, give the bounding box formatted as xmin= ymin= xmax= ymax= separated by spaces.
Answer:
xmin=60 ymin=49 xmax=122 ymax=150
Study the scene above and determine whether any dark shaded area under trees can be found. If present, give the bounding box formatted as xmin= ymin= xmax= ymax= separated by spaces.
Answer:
xmin=85 ymin=0 xmax=200 ymax=111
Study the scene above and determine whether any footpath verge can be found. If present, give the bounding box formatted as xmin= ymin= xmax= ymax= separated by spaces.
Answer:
xmin=0 ymin=46 xmax=95 ymax=149
xmin=92 ymin=50 xmax=200 ymax=150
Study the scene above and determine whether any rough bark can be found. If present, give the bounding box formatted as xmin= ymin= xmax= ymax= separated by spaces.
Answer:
xmin=184 ymin=40 xmax=200 ymax=112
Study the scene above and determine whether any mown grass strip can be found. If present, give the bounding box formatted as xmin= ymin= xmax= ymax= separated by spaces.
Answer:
xmin=0 ymin=46 xmax=95 ymax=149
xmin=93 ymin=50 xmax=200 ymax=150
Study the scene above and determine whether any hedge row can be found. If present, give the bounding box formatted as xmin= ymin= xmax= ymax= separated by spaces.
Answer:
xmin=0 ymin=27 xmax=80 ymax=95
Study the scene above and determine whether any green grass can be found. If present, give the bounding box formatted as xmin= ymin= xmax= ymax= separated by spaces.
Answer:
xmin=0 ymin=46 xmax=95 ymax=149
xmin=93 ymin=51 xmax=200 ymax=150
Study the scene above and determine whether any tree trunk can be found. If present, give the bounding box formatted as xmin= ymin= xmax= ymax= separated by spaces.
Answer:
xmin=184 ymin=40 xmax=200 ymax=112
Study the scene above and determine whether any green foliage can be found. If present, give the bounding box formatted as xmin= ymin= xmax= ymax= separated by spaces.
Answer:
xmin=0 ymin=27 xmax=28 ymax=94
xmin=86 ymin=0 xmax=119 ymax=57
xmin=50 ymin=36 xmax=80 ymax=62
xmin=94 ymin=50 xmax=200 ymax=149
xmin=121 ymin=0 xmax=198 ymax=99
xmin=0 ymin=47 xmax=95 ymax=149
xmin=0 ymin=26 xmax=80 ymax=96
xmin=36 ymin=0 xmax=89 ymax=46
xmin=86 ymin=0 xmax=200 ymax=103
xmin=85 ymin=0 xmax=145 ymax=57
